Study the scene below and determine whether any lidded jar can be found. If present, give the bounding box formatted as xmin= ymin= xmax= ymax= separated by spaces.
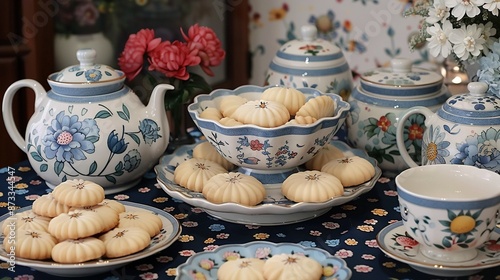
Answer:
xmin=265 ymin=24 xmax=353 ymax=100
xmin=396 ymin=81 xmax=500 ymax=174
xmin=346 ymin=58 xmax=450 ymax=177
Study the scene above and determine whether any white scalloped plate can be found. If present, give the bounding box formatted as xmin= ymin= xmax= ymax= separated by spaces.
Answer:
xmin=0 ymin=201 xmax=181 ymax=277
xmin=155 ymin=140 xmax=381 ymax=225
xmin=176 ymin=241 xmax=351 ymax=280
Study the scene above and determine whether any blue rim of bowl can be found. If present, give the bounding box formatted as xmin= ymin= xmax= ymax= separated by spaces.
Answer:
xmin=175 ymin=241 xmax=352 ymax=280
xmin=188 ymin=85 xmax=351 ymax=137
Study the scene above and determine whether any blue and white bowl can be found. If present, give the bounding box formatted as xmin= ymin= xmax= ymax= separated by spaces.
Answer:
xmin=188 ymin=85 xmax=349 ymax=182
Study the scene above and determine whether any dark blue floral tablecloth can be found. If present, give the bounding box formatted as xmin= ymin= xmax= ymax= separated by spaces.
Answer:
xmin=0 ymin=158 xmax=499 ymax=280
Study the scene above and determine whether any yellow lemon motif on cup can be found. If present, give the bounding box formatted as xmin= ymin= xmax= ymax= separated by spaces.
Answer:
xmin=449 ymin=215 xmax=476 ymax=234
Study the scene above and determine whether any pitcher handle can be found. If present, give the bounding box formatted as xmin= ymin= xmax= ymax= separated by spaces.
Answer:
xmin=396 ymin=106 xmax=433 ymax=168
xmin=2 ymin=79 xmax=47 ymax=152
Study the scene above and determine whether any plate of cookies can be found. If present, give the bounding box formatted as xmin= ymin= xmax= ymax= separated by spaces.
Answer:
xmin=175 ymin=241 xmax=352 ymax=280
xmin=155 ymin=140 xmax=382 ymax=226
xmin=0 ymin=180 xmax=181 ymax=277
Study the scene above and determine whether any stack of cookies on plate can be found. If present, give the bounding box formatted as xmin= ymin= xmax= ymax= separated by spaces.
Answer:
xmin=1 ymin=179 xmax=162 ymax=263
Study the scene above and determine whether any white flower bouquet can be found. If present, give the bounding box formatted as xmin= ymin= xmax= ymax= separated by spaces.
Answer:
xmin=405 ymin=0 xmax=500 ymax=97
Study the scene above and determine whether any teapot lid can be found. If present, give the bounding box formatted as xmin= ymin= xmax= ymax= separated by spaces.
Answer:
xmin=270 ymin=25 xmax=347 ymax=69
xmin=359 ymin=58 xmax=444 ymax=97
xmin=439 ymin=82 xmax=500 ymax=125
xmin=50 ymin=48 xmax=123 ymax=83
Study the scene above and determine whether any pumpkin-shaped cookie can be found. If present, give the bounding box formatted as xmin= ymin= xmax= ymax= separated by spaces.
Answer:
xmin=305 ymin=144 xmax=345 ymax=171
xmin=2 ymin=210 xmax=51 ymax=236
xmin=70 ymin=204 xmax=119 ymax=232
xmin=192 ymin=141 xmax=235 ymax=171
xmin=281 ymin=170 xmax=344 ymax=202
xmin=51 ymin=237 xmax=106 ymax=263
xmin=32 ymin=193 xmax=71 ymax=218
xmin=3 ymin=229 xmax=57 ymax=260
xmin=287 ymin=115 xmax=317 ymax=125
xmin=296 ymin=95 xmax=336 ymax=120
xmin=261 ymin=86 xmax=306 ymax=116
xmin=262 ymin=253 xmax=323 ymax=280
xmin=117 ymin=211 xmax=163 ymax=237
xmin=99 ymin=199 xmax=126 ymax=213
xmin=321 ymin=156 xmax=375 ymax=187
xmin=199 ymin=107 xmax=223 ymax=121
xmin=52 ymin=179 xmax=105 ymax=207
xmin=202 ymin=172 xmax=266 ymax=206
xmin=218 ymin=117 xmax=244 ymax=127
xmin=231 ymin=100 xmax=290 ymax=128
xmin=174 ymin=158 xmax=227 ymax=192
xmin=99 ymin=227 xmax=151 ymax=258
xmin=218 ymin=258 xmax=265 ymax=280
xmin=48 ymin=209 xmax=105 ymax=240
xmin=218 ymin=95 xmax=248 ymax=118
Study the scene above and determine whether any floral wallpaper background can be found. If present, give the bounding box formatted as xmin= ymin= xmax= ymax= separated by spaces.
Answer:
xmin=248 ymin=0 xmax=435 ymax=87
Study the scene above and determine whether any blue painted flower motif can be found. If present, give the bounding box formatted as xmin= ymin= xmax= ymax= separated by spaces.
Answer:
xmin=139 ymin=119 xmax=162 ymax=145
xmin=123 ymin=149 xmax=141 ymax=172
xmin=107 ymin=130 xmax=127 ymax=154
xmin=422 ymin=125 xmax=450 ymax=165
xmin=42 ymin=111 xmax=100 ymax=163
xmin=451 ymin=128 xmax=500 ymax=170
xmin=208 ymin=224 xmax=225 ymax=232
xmin=85 ymin=69 xmax=102 ymax=82
xmin=298 ymin=241 xmax=316 ymax=248
xmin=325 ymin=239 xmax=340 ymax=247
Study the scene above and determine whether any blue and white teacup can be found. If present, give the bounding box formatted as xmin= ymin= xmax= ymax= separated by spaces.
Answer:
xmin=395 ymin=164 xmax=500 ymax=263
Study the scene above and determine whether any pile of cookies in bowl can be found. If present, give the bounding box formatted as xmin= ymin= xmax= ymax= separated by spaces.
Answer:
xmin=154 ymin=85 xmax=381 ymax=225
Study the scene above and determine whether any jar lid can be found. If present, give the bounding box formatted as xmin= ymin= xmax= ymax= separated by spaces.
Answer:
xmin=359 ymin=58 xmax=443 ymax=97
xmin=50 ymin=48 xmax=123 ymax=83
xmin=438 ymin=82 xmax=500 ymax=125
xmin=269 ymin=25 xmax=348 ymax=70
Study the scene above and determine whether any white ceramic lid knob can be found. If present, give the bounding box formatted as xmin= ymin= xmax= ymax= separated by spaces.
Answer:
xmin=77 ymin=48 xmax=97 ymax=66
xmin=301 ymin=25 xmax=317 ymax=42
xmin=391 ymin=58 xmax=412 ymax=73
xmin=467 ymin=82 xmax=488 ymax=97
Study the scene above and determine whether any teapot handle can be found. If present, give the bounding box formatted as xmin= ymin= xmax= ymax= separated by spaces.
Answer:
xmin=395 ymin=106 xmax=434 ymax=168
xmin=2 ymin=79 xmax=47 ymax=152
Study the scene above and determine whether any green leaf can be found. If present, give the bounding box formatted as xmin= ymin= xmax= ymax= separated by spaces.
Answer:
xmin=40 ymin=164 xmax=48 ymax=172
xmin=115 ymin=161 xmax=123 ymax=172
xmin=126 ymin=133 xmax=140 ymax=145
xmin=122 ymin=104 xmax=130 ymax=120
xmin=118 ymin=111 xmax=128 ymax=121
xmin=95 ymin=110 xmax=112 ymax=119
xmin=54 ymin=161 xmax=64 ymax=176
xmin=105 ymin=175 xmax=116 ymax=184
xmin=89 ymin=161 xmax=97 ymax=174
xmin=31 ymin=152 xmax=43 ymax=162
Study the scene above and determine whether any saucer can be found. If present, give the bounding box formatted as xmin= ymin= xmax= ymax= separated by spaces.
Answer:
xmin=155 ymin=140 xmax=381 ymax=226
xmin=376 ymin=221 xmax=500 ymax=277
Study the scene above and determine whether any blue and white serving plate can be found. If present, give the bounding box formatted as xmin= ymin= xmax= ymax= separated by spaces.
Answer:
xmin=376 ymin=221 xmax=500 ymax=277
xmin=0 ymin=201 xmax=181 ymax=277
xmin=155 ymin=140 xmax=381 ymax=226
xmin=176 ymin=241 xmax=352 ymax=280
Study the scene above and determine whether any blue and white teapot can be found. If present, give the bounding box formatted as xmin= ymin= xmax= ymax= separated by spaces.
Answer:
xmin=396 ymin=81 xmax=500 ymax=174
xmin=2 ymin=49 xmax=173 ymax=193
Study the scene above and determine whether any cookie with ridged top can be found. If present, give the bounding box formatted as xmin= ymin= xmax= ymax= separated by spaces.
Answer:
xmin=174 ymin=158 xmax=227 ymax=192
xmin=117 ymin=211 xmax=163 ymax=237
xmin=3 ymin=229 xmax=57 ymax=260
xmin=193 ymin=141 xmax=235 ymax=171
xmin=2 ymin=210 xmax=51 ymax=236
xmin=202 ymin=172 xmax=266 ymax=206
xmin=262 ymin=253 xmax=323 ymax=280
xmin=231 ymin=100 xmax=290 ymax=128
xmin=99 ymin=227 xmax=151 ymax=258
xmin=70 ymin=204 xmax=119 ymax=232
xmin=51 ymin=237 xmax=105 ymax=263
xmin=52 ymin=179 xmax=105 ymax=207
xmin=217 ymin=258 xmax=265 ymax=280
xmin=321 ymin=156 xmax=375 ymax=187
xmin=32 ymin=193 xmax=71 ymax=218
xmin=281 ymin=170 xmax=344 ymax=203
xmin=48 ymin=209 xmax=105 ymax=240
